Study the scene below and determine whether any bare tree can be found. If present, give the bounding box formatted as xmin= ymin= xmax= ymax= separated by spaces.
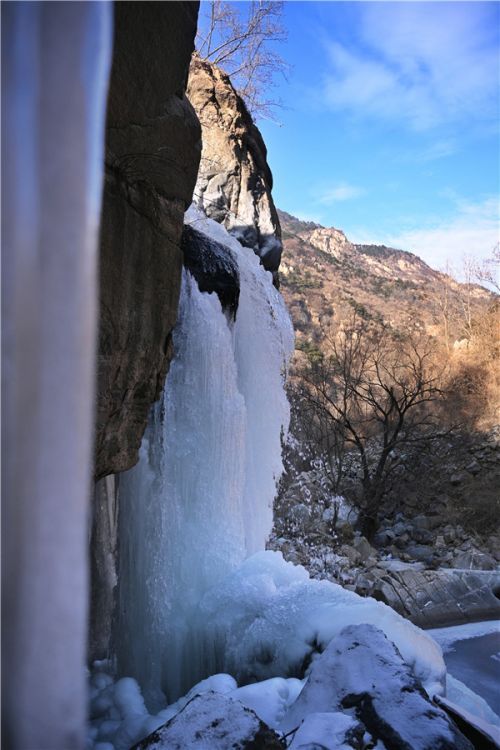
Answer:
xmin=474 ymin=243 xmax=500 ymax=294
xmin=196 ymin=0 xmax=289 ymax=117
xmin=296 ymin=315 xmax=448 ymax=539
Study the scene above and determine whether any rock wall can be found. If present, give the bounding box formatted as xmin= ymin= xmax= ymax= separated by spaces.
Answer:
xmin=89 ymin=1 xmax=201 ymax=663
xmin=95 ymin=2 xmax=201 ymax=480
xmin=187 ymin=56 xmax=283 ymax=283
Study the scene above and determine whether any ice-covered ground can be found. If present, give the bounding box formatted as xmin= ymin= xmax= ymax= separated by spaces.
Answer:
xmin=429 ymin=619 xmax=500 ymax=650
xmin=429 ymin=620 xmax=500 ymax=724
xmin=88 ymin=551 xmax=449 ymax=749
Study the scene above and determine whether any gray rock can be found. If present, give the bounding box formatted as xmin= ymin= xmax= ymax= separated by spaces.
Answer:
xmin=374 ymin=530 xmax=395 ymax=546
xmin=465 ymin=459 xmax=481 ymax=475
xmin=188 ymin=57 xmax=282 ymax=283
xmin=340 ymin=544 xmax=362 ymax=566
xmin=133 ymin=692 xmax=284 ymax=749
xmin=394 ymin=533 xmax=410 ymax=549
xmin=352 ymin=535 xmax=376 ymax=562
xmin=392 ymin=521 xmax=410 ymax=536
xmin=363 ymin=568 xmax=500 ymax=627
xmin=451 ymin=550 xmax=497 ymax=571
xmin=412 ymin=528 xmax=434 ymax=545
xmin=406 ymin=544 xmax=435 ymax=563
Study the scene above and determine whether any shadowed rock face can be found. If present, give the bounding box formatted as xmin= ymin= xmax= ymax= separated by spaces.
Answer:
xmin=187 ymin=56 xmax=282 ymax=284
xmin=95 ymin=2 xmax=202 ymax=480
xmin=181 ymin=225 xmax=240 ymax=317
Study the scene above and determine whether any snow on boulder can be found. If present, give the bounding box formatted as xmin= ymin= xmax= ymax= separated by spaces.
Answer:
xmin=288 ymin=712 xmax=364 ymax=750
xmin=131 ymin=691 xmax=284 ymax=749
xmin=231 ymin=676 xmax=304 ymax=729
xmin=281 ymin=624 xmax=474 ymax=750
xmin=197 ymin=550 xmax=445 ymax=696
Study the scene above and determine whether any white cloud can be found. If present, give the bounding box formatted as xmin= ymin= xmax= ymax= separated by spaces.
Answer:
xmin=386 ymin=197 xmax=500 ymax=271
xmin=417 ymin=140 xmax=457 ymax=162
xmin=322 ymin=3 xmax=499 ymax=131
xmin=317 ymin=182 xmax=365 ymax=204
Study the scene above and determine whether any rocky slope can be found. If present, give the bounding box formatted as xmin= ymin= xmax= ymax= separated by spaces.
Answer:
xmin=278 ymin=209 xmax=493 ymax=360
xmin=95 ymin=2 xmax=201 ymax=480
xmin=188 ymin=56 xmax=282 ymax=283
xmin=271 ymin=427 xmax=500 ymax=626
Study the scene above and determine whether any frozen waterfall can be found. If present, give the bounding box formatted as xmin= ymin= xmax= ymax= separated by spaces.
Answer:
xmin=116 ymin=209 xmax=294 ymax=709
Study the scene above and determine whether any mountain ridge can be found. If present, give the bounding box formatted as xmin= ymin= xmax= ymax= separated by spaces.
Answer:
xmin=277 ymin=208 xmax=494 ymax=355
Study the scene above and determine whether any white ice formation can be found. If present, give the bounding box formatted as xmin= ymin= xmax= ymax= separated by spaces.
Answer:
xmin=115 ymin=207 xmax=294 ymax=708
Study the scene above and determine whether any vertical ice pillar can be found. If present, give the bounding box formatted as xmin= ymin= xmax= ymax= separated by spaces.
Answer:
xmin=1 ymin=3 xmax=112 ymax=748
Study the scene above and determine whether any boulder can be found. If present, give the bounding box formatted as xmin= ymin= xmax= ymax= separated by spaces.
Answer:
xmin=451 ymin=550 xmax=497 ymax=571
xmin=340 ymin=544 xmax=362 ymax=567
xmin=132 ymin=692 xmax=284 ymax=749
xmin=405 ymin=544 xmax=435 ymax=564
xmin=187 ymin=56 xmax=282 ymax=283
xmin=392 ymin=521 xmax=410 ymax=537
xmin=411 ymin=528 xmax=434 ymax=545
xmin=374 ymin=530 xmax=395 ymax=546
xmin=281 ymin=624 xmax=473 ymax=750
xmin=352 ymin=535 xmax=377 ymax=562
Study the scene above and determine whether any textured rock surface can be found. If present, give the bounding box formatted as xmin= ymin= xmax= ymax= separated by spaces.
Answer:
xmin=95 ymin=2 xmax=201 ymax=479
xmin=132 ymin=692 xmax=284 ymax=749
xmin=187 ymin=56 xmax=282 ymax=282
xmin=365 ymin=568 xmax=500 ymax=628
xmin=282 ymin=625 xmax=473 ymax=750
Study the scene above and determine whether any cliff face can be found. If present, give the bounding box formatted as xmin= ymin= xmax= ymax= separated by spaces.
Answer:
xmin=187 ymin=56 xmax=282 ymax=283
xmin=95 ymin=2 xmax=201 ymax=480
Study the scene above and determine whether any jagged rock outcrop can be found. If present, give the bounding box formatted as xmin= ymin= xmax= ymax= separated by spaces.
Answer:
xmin=95 ymin=2 xmax=201 ymax=479
xmin=133 ymin=692 xmax=284 ymax=749
xmin=187 ymin=56 xmax=282 ymax=283
xmin=309 ymin=226 xmax=352 ymax=258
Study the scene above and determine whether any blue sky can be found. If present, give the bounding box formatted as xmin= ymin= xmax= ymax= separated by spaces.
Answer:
xmin=247 ymin=1 xmax=500 ymax=273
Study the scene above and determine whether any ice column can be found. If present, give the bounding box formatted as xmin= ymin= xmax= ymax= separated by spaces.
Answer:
xmin=1 ymin=4 xmax=112 ymax=748
xmin=117 ymin=210 xmax=293 ymax=707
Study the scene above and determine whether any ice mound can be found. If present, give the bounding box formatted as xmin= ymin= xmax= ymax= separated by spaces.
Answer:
xmin=196 ymin=550 xmax=446 ymax=697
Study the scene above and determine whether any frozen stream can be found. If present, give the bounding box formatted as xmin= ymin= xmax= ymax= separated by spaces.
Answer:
xmin=430 ymin=621 xmax=500 ymax=720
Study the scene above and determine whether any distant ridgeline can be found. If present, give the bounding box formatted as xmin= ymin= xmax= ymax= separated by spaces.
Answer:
xmin=277 ymin=208 xmax=494 ymax=351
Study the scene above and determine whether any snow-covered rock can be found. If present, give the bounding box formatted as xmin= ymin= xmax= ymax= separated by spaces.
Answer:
xmin=281 ymin=624 xmax=474 ymax=750
xmin=131 ymin=692 xmax=284 ymax=749
xmin=288 ymin=712 xmax=364 ymax=750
